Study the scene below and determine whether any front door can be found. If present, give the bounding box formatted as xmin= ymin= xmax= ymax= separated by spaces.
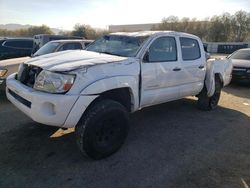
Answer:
xmin=140 ymin=36 xmax=182 ymax=108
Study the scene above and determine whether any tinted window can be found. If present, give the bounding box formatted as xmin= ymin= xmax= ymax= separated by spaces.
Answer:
xmin=148 ymin=37 xmax=177 ymax=62
xmin=59 ymin=43 xmax=82 ymax=51
xmin=180 ymin=38 xmax=201 ymax=61
xmin=3 ymin=40 xmax=33 ymax=49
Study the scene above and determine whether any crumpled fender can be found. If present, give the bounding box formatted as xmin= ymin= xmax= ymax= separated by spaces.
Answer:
xmin=205 ymin=58 xmax=232 ymax=97
xmin=205 ymin=61 xmax=215 ymax=97
xmin=81 ymin=75 xmax=139 ymax=111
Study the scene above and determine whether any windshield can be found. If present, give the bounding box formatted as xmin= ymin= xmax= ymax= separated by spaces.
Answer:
xmin=229 ymin=49 xmax=250 ymax=60
xmin=33 ymin=42 xmax=60 ymax=56
xmin=86 ymin=35 xmax=149 ymax=57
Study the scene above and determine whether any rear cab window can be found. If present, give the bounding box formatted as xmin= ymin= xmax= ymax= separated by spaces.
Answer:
xmin=180 ymin=37 xmax=201 ymax=61
xmin=59 ymin=43 xmax=82 ymax=51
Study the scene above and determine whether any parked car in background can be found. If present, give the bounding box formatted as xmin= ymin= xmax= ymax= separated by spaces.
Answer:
xmin=228 ymin=48 xmax=250 ymax=81
xmin=32 ymin=34 xmax=83 ymax=54
xmin=0 ymin=38 xmax=33 ymax=60
xmin=0 ymin=39 xmax=93 ymax=91
xmin=0 ymin=56 xmax=30 ymax=91
xmin=32 ymin=39 xmax=93 ymax=57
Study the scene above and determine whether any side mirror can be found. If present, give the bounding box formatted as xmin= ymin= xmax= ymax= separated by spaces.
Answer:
xmin=205 ymin=52 xmax=211 ymax=60
xmin=143 ymin=51 xmax=149 ymax=62
xmin=226 ymin=54 xmax=232 ymax=59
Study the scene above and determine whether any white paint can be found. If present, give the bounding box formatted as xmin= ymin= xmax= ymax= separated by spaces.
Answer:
xmin=6 ymin=31 xmax=232 ymax=128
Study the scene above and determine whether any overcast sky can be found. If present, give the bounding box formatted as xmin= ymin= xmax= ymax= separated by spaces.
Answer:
xmin=0 ymin=0 xmax=249 ymax=30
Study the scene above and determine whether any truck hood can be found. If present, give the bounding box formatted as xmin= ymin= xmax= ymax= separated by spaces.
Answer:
xmin=231 ymin=59 xmax=250 ymax=68
xmin=25 ymin=50 xmax=128 ymax=71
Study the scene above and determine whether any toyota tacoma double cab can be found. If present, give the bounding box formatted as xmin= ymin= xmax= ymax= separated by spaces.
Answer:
xmin=6 ymin=31 xmax=232 ymax=159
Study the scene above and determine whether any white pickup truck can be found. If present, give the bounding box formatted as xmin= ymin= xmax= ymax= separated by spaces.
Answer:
xmin=6 ymin=31 xmax=232 ymax=159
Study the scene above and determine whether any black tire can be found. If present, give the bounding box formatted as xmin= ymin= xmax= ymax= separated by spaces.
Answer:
xmin=75 ymin=99 xmax=129 ymax=160
xmin=197 ymin=78 xmax=222 ymax=111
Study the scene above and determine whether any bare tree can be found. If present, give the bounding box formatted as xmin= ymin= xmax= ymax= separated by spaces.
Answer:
xmin=71 ymin=24 xmax=87 ymax=38
xmin=231 ymin=11 xmax=250 ymax=41
xmin=156 ymin=11 xmax=250 ymax=42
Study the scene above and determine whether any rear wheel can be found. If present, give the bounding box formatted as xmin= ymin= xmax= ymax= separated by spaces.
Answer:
xmin=197 ymin=78 xmax=222 ymax=110
xmin=75 ymin=99 xmax=129 ymax=160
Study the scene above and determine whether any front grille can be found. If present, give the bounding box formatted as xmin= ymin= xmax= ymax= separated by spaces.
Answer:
xmin=8 ymin=89 xmax=31 ymax=108
xmin=17 ymin=64 xmax=42 ymax=87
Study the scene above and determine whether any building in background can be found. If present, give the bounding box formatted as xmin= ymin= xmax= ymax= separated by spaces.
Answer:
xmin=205 ymin=42 xmax=250 ymax=54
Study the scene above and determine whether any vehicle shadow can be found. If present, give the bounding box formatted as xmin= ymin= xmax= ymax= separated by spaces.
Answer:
xmin=0 ymin=91 xmax=7 ymax=102
xmin=0 ymin=98 xmax=249 ymax=187
xmin=0 ymin=92 xmax=10 ymax=112
xmin=223 ymin=81 xmax=250 ymax=99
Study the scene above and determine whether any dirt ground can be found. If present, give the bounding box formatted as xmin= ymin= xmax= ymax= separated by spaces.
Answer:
xmin=0 ymin=82 xmax=249 ymax=188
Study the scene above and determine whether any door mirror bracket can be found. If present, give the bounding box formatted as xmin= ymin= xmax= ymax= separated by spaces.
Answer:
xmin=143 ymin=51 xmax=149 ymax=62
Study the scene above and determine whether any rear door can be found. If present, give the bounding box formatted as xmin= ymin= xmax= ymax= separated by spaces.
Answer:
xmin=178 ymin=37 xmax=206 ymax=97
xmin=140 ymin=36 xmax=182 ymax=107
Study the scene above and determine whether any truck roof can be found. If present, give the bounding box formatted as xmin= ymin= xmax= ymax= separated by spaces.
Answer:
xmin=48 ymin=39 xmax=93 ymax=43
xmin=110 ymin=31 xmax=200 ymax=39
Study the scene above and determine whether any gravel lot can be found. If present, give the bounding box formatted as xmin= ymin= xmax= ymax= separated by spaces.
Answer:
xmin=0 ymin=82 xmax=249 ymax=188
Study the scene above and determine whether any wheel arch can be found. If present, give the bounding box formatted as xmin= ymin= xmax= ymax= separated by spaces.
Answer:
xmin=81 ymin=76 xmax=139 ymax=112
xmin=205 ymin=69 xmax=224 ymax=97
xmin=215 ymin=73 xmax=224 ymax=87
xmin=90 ymin=87 xmax=134 ymax=112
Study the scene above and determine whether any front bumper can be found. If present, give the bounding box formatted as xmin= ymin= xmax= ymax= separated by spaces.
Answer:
xmin=6 ymin=73 xmax=97 ymax=128
xmin=232 ymin=68 xmax=250 ymax=80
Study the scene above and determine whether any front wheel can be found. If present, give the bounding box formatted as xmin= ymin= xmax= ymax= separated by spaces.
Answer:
xmin=75 ymin=99 xmax=129 ymax=160
xmin=197 ymin=78 xmax=222 ymax=110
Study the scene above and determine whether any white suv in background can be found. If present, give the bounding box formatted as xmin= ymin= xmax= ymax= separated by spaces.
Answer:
xmin=0 ymin=39 xmax=93 ymax=91
xmin=32 ymin=39 xmax=93 ymax=57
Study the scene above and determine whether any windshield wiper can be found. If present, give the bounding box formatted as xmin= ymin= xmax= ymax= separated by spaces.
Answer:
xmin=100 ymin=51 xmax=114 ymax=55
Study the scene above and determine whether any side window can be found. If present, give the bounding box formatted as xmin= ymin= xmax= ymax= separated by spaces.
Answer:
xmin=147 ymin=37 xmax=177 ymax=62
xmin=180 ymin=37 xmax=201 ymax=61
xmin=59 ymin=43 xmax=82 ymax=51
xmin=24 ymin=41 xmax=33 ymax=49
xmin=3 ymin=40 xmax=33 ymax=49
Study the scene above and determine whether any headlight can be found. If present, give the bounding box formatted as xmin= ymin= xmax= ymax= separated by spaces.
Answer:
xmin=0 ymin=69 xmax=8 ymax=77
xmin=34 ymin=70 xmax=75 ymax=93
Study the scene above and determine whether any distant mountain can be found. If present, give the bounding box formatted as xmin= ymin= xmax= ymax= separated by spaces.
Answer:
xmin=0 ymin=24 xmax=32 ymax=30
xmin=0 ymin=24 xmax=68 ymax=34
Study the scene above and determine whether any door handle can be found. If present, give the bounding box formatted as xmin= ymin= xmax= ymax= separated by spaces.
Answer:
xmin=198 ymin=65 xmax=205 ymax=69
xmin=173 ymin=67 xmax=181 ymax=71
